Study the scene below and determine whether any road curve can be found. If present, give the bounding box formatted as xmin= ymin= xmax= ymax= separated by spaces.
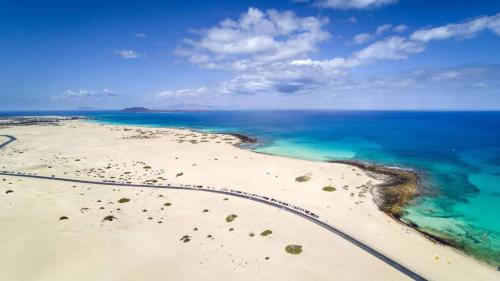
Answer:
xmin=0 ymin=171 xmax=426 ymax=281
xmin=0 ymin=135 xmax=17 ymax=149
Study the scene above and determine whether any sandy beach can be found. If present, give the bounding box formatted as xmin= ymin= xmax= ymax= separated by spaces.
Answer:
xmin=0 ymin=120 xmax=498 ymax=281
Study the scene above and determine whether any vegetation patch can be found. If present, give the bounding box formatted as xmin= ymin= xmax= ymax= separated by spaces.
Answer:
xmin=295 ymin=175 xmax=311 ymax=182
xmin=59 ymin=216 xmax=68 ymax=220
xmin=118 ymin=198 xmax=130 ymax=203
xmin=285 ymin=244 xmax=303 ymax=255
xmin=260 ymin=229 xmax=272 ymax=236
xmin=102 ymin=215 xmax=117 ymax=222
xmin=225 ymin=214 xmax=238 ymax=222
xmin=180 ymin=235 xmax=191 ymax=243
xmin=5 ymin=190 xmax=13 ymax=194
xmin=322 ymin=185 xmax=336 ymax=192
xmin=164 ymin=202 xmax=172 ymax=207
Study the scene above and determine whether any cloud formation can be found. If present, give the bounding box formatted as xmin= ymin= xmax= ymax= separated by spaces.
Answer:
xmin=115 ymin=49 xmax=141 ymax=59
xmin=176 ymin=7 xmax=329 ymax=70
xmin=411 ymin=13 xmax=500 ymax=42
xmin=353 ymin=23 xmax=407 ymax=44
xmin=147 ymin=87 xmax=208 ymax=101
xmin=311 ymin=0 xmax=397 ymax=9
xmin=353 ymin=36 xmax=424 ymax=60
xmin=167 ymin=8 xmax=500 ymax=101
xmin=52 ymin=89 xmax=117 ymax=100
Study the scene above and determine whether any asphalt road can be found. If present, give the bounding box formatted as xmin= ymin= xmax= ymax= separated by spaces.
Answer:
xmin=0 ymin=135 xmax=17 ymax=149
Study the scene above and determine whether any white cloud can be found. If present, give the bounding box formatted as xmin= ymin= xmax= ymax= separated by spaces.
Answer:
xmin=353 ymin=33 xmax=372 ymax=44
xmin=411 ymin=13 xmax=500 ymax=42
xmin=353 ymin=23 xmax=408 ymax=44
xmin=376 ymin=24 xmax=393 ymax=35
xmin=312 ymin=0 xmax=397 ymax=9
xmin=176 ymin=7 xmax=329 ymax=70
xmin=192 ymin=36 xmax=427 ymax=96
xmin=133 ymin=33 xmax=147 ymax=38
xmin=148 ymin=87 xmax=208 ymax=101
xmin=393 ymin=24 xmax=408 ymax=32
xmin=412 ymin=64 xmax=500 ymax=83
xmin=52 ymin=89 xmax=117 ymax=100
xmin=114 ymin=49 xmax=141 ymax=59
xmin=353 ymin=36 xmax=425 ymax=61
xmin=170 ymin=8 xmax=498 ymax=99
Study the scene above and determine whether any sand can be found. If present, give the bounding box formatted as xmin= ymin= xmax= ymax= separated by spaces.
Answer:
xmin=0 ymin=121 xmax=498 ymax=281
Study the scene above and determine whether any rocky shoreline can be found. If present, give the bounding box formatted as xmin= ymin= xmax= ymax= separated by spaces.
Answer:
xmin=330 ymin=160 xmax=465 ymax=248
xmin=329 ymin=160 xmax=419 ymax=219
xmin=227 ymin=133 xmax=258 ymax=144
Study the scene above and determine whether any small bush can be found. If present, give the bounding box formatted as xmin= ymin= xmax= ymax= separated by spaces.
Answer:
xmin=260 ymin=229 xmax=272 ymax=236
xmin=118 ymin=198 xmax=130 ymax=203
xmin=102 ymin=215 xmax=117 ymax=222
xmin=180 ymin=235 xmax=191 ymax=243
xmin=59 ymin=216 xmax=68 ymax=220
xmin=322 ymin=185 xmax=336 ymax=192
xmin=226 ymin=214 xmax=238 ymax=222
xmin=295 ymin=175 xmax=311 ymax=182
xmin=285 ymin=244 xmax=302 ymax=255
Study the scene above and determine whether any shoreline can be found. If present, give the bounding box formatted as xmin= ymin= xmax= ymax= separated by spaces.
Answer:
xmin=1 ymin=118 xmax=498 ymax=278
xmin=329 ymin=160 xmax=460 ymax=247
xmin=226 ymin=132 xmax=492 ymax=265
xmin=84 ymin=119 xmax=493 ymax=264
xmin=1 ymin=117 xmax=486 ymax=258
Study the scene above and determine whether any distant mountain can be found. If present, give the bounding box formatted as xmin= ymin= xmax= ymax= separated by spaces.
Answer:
xmin=121 ymin=107 xmax=155 ymax=113
xmin=122 ymin=104 xmax=218 ymax=112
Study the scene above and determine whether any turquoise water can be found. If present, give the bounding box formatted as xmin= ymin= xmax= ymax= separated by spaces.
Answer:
xmin=1 ymin=110 xmax=499 ymax=265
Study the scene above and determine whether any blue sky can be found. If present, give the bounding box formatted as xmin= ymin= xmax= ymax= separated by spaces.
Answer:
xmin=1 ymin=0 xmax=500 ymax=110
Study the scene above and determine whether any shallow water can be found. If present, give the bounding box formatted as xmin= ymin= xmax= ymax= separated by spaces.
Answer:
xmin=2 ymin=110 xmax=499 ymax=265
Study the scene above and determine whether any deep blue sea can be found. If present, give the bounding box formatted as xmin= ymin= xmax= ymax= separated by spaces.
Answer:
xmin=2 ymin=110 xmax=499 ymax=265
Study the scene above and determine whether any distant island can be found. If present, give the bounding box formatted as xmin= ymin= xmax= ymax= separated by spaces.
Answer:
xmin=121 ymin=104 xmax=217 ymax=112
xmin=121 ymin=107 xmax=156 ymax=113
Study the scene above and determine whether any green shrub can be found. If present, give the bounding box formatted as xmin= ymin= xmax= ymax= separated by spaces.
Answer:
xmin=226 ymin=214 xmax=238 ymax=222
xmin=322 ymin=185 xmax=336 ymax=192
xmin=260 ymin=229 xmax=272 ymax=236
xmin=285 ymin=244 xmax=302 ymax=255
xmin=295 ymin=175 xmax=311 ymax=182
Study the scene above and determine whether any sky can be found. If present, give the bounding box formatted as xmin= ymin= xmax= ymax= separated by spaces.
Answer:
xmin=1 ymin=0 xmax=500 ymax=110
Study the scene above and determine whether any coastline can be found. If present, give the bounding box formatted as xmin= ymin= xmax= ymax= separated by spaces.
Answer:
xmin=92 ymin=119 xmax=497 ymax=266
xmin=206 ymin=129 xmax=497 ymax=267
xmin=329 ymin=160 xmax=460 ymax=248
xmin=208 ymin=129 xmax=495 ymax=266
xmin=1 ymin=119 xmax=498 ymax=280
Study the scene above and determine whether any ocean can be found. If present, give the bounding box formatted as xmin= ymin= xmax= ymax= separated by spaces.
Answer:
xmin=2 ymin=110 xmax=499 ymax=265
